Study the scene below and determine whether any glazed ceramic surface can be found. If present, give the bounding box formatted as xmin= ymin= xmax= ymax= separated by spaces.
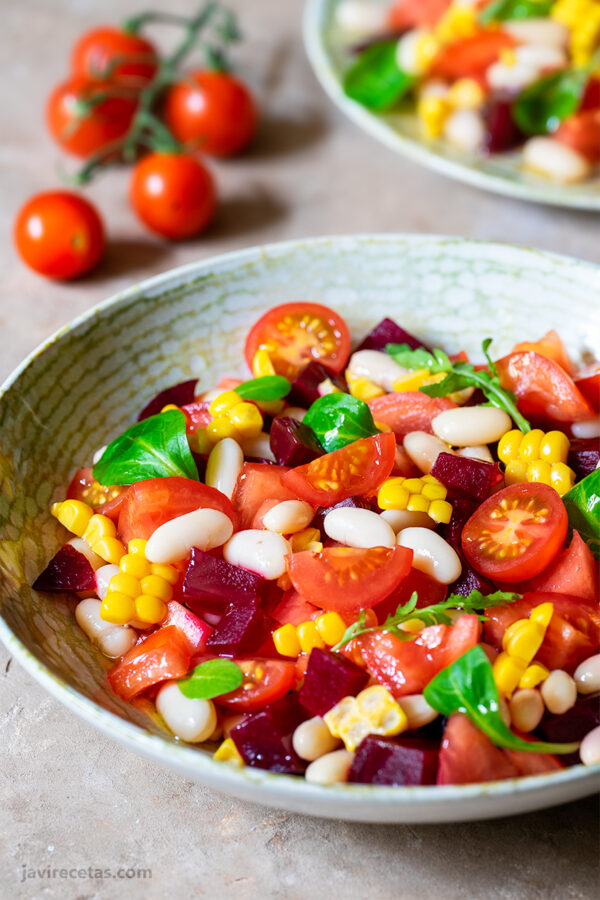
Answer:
xmin=303 ymin=0 xmax=600 ymax=210
xmin=1 ymin=234 xmax=599 ymax=823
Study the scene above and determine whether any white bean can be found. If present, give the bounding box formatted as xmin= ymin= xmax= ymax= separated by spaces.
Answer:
xmin=92 ymin=444 xmax=108 ymax=464
xmin=346 ymin=349 xmax=408 ymax=392
xmin=396 ymin=29 xmax=429 ymax=76
xmin=146 ymin=508 xmax=233 ymax=564
xmin=419 ymin=79 xmax=450 ymax=100
xmin=324 ymin=507 xmax=396 ymax=549
xmin=75 ymin=598 xmax=137 ymax=659
xmin=456 ymin=444 xmax=494 ymax=464
xmin=95 ymin=563 xmax=120 ymax=600
xmin=523 ymin=137 xmax=591 ymax=184
xmin=503 ymin=18 xmax=569 ymax=48
xmin=263 ymin=500 xmax=314 ymax=534
xmin=432 ymin=407 xmax=512 ymax=446
xmin=223 ymin=529 xmax=291 ymax=580
xmin=335 ymin=0 xmax=387 ymax=36
xmin=517 ymin=43 xmax=567 ymax=70
xmin=443 ymin=109 xmax=486 ymax=153
xmin=574 ymin=655 xmax=600 ymax=695
xmin=509 ymin=689 xmax=544 ymax=733
xmin=403 ymin=431 xmax=453 ymax=474
xmin=499 ymin=695 xmax=512 ymax=728
xmin=541 ymin=670 xmax=577 ymax=715
xmin=292 ymin=716 xmax=341 ymax=761
xmin=397 ymin=527 xmax=462 ymax=584
xmin=580 ymin=726 xmax=600 ymax=766
xmin=380 ymin=509 xmax=435 ymax=533
xmin=397 ymin=694 xmax=438 ymax=730
xmin=305 ymin=749 xmax=354 ymax=785
xmin=487 ymin=60 xmax=539 ymax=93
xmin=571 ymin=417 xmax=600 ymax=439
xmin=156 ymin=681 xmax=217 ymax=743
xmin=200 ymin=387 xmax=222 ymax=403
xmin=205 ymin=437 xmax=243 ymax=500
xmin=68 ymin=537 xmax=104 ymax=571
xmin=240 ymin=432 xmax=276 ymax=462
xmin=281 ymin=406 xmax=308 ymax=421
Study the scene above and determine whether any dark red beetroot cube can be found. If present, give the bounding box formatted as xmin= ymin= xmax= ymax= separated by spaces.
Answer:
xmin=538 ymin=693 xmax=600 ymax=767
xmin=349 ymin=735 xmax=439 ymax=786
xmin=355 ymin=317 xmax=428 ymax=353
xmin=287 ymin=362 xmax=347 ymax=408
xmin=137 ymin=378 xmax=198 ymax=421
xmin=439 ymin=498 xmax=477 ymax=553
xmin=568 ymin=438 xmax=600 ymax=480
xmin=269 ymin=417 xmax=323 ymax=467
xmin=230 ymin=695 xmax=307 ymax=774
xmin=33 ymin=544 xmax=96 ymax=592
xmin=205 ymin=598 xmax=267 ymax=655
xmin=299 ymin=648 xmax=369 ymax=717
xmin=311 ymin=495 xmax=374 ymax=533
xmin=447 ymin=562 xmax=495 ymax=598
xmin=483 ymin=99 xmax=524 ymax=154
xmin=183 ymin=548 xmax=265 ymax=613
xmin=431 ymin=453 xmax=504 ymax=503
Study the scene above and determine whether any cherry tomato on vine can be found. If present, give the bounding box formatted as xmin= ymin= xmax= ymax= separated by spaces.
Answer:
xmin=129 ymin=153 xmax=216 ymax=239
xmin=71 ymin=26 xmax=159 ymax=86
xmin=163 ymin=70 xmax=257 ymax=157
xmin=14 ymin=191 xmax=104 ymax=280
xmin=46 ymin=76 xmax=137 ymax=158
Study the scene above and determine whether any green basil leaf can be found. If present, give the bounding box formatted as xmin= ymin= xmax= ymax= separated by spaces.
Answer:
xmin=235 ymin=375 xmax=291 ymax=401
xmin=512 ymin=67 xmax=590 ymax=135
xmin=424 ymin=646 xmax=579 ymax=754
xmin=344 ymin=41 xmax=417 ymax=111
xmin=562 ymin=470 xmax=600 ymax=559
xmin=303 ymin=393 xmax=379 ymax=452
xmin=178 ymin=659 xmax=243 ymax=700
xmin=93 ymin=409 xmax=198 ymax=486
xmin=386 ymin=343 xmax=452 ymax=373
xmin=479 ymin=0 xmax=554 ymax=24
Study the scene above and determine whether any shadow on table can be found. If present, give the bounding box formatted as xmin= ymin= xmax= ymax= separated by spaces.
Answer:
xmin=248 ymin=109 xmax=329 ymax=159
xmin=92 ymin=238 xmax=173 ymax=281
xmin=209 ymin=187 xmax=288 ymax=239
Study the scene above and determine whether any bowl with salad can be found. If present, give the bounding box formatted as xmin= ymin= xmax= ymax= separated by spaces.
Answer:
xmin=304 ymin=0 xmax=600 ymax=208
xmin=1 ymin=234 xmax=599 ymax=823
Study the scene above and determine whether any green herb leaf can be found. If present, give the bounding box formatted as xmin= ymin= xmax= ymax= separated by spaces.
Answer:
xmin=562 ymin=469 xmax=600 ymax=559
xmin=446 ymin=589 xmax=523 ymax=610
xmin=424 ymin=646 xmax=579 ymax=754
xmin=93 ymin=409 xmax=198 ymax=486
xmin=512 ymin=67 xmax=591 ymax=135
xmin=479 ymin=0 xmax=554 ymax=24
xmin=235 ymin=375 xmax=291 ymax=401
xmin=177 ymin=659 xmax=243 ymax=700
xmin=344 ymin=41 xmax=417 ymax=111
xmin=303 ymin=393 xmax=379 ymax=452
xmin=386 ymin=343 xmax=452 ymax=373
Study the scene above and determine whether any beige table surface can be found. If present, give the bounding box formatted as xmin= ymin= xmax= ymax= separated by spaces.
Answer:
xmin=1 ymin=1 xmax=599 ymax=898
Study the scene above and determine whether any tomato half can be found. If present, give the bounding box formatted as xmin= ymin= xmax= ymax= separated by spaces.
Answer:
xmin=118 ymin=476 xmax=239 ymax=543
xmin=511 ymin=330 xmax=574 ymax=375
xmin=555 ymin=110 xmax=600 ymax=164
xmin=46 ymin=77 xmax=137 ymax=157
xmin=461 ymin=483 xmax=567 ymax=583
xmin=108 ymin=626 xmax=192 ymax=701
xmin=217 ymin=659 xmax=296 ymax=712
xmin=496 ymin=351 xmax=593 ymax=423
xmin=281 ymin=433 xmax=396 ymax=506
xmin=287 ymin=545 xmax=413 ymax=613
xmin=368 ymin=392 xmax=457 ymax=439
xmin=431 ymin=31 xmax=515 ymax=83
xmin=574 ymin=363 xmax=600 ymax=413
xmin=66 ymin=467 xmax=127 ymax=520
xmin=522 ymin=531 xmax=598 ymax=603
xmin=232 ymin=463 xmax=298 ymax=529
xmin=244 ymin=302 xmax=351 ymax=379
xmin=71 ymin=27 xmax=159 ymax=86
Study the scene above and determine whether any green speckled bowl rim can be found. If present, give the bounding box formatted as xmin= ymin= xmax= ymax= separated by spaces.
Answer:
xmin=1 ymin=234 xmax=599 ymax=824
xmin=303 ymin=0 xmax=600 ymax=211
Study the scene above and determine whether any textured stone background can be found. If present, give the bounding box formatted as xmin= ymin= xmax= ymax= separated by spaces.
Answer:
xmin=1 ymin=1 xmax=599 ymax=898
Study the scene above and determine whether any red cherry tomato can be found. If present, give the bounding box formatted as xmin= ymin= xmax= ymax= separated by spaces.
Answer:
xmin=232 ymin=463 xmax=298 ymax=529
xmin=368 ymin=392 xmax=457 ymax=439
xmin=163 ymin=70 xmax=257 ymax=156
xmin=71 ymin=26 xmax=159 ymax=86
xmin=555 ymin=110 xmax=600 ymax=164
xmin=244 ymin=302 xmax=351 ymax=379
xmin=287 ymin=545 xmax=413 ymax=614
xmin=574 ymin=363 xmax=600 ymax=413
xmin=431 ymin=31 xmax=515 ymax=83
xmin=129 ymin=153 xmax=216 ymax=239
xmin=46 ymin=77 xmax=137 ymax=157
xmin=522 ymin=531 xmax=598 ymax=603
xmin=66 ymin=467 xmax=127 ymax=521
xmin=496 ymin=351 xmax=593 ymax=423
xmin=461 ymin=483 xmax=568 ymax=583
xmin=13 ymin=191 xmax=104 ymax=280
xmin=108 ymin=626 xmax=192 ymax=701
xmin=281 ymin=433 xmax=396 ymax=506
xmin=217 ymin=659 xmax=296 ymax=712
xmin=388 ymin=0 xmax=451 ymax=29
xmin=511 ymin=329 xmax=574 ymax=375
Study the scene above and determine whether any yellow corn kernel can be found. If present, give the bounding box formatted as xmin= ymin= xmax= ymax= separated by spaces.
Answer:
xmin=519 ymin=662 xmax=550 ymax=690
xmin=51 ymin=499 xmax=93 ymax=537
xmin=503 ymin=622 xmax=545 ymax=664
xmin=273 ymin=623 xmax=301 ymax=658
xmin=392 ymin=370 xmax=445 ymax=392
xmin=140 ymin=574 xmax=174 ymax=602
xmin=407 ymin=494 xmax=430 ymax=513
xmin=188 ymin=427 xmax=213 ymax=456
xmin=550 ymin=462 xmax=576 ymax=495
xmin=421 ymin=481 xmax=447 ymax=501
xmin=214 ymin=738 xmax=244 ymax=766
xmin=161 ymin=404 xmax=180 ymax=413
xmin=209 ymin=391 xmax=241 ymax=417
xmin=256 ymin=399 xmax=285 ymax=416
xmin=135 ymin=594 xmax=167 ymax=625
xmin=539 ymin=431 xmax=570 ymax=464
xmin=377 ymin=479 xmax=410 ymax=510
xmin=346 ymin=371 xmax=385 ymax=402
xmin=315 ymin=612 xmax=346 ymax=646
xmin=228 ymin=402 xmax=263 ymax=439
xmin=151 ymin=563 xmax=179 ymax=585
xmin=414 ymin=32 xmax=441 ymax=72
xmin=436 ymin=4 xmax=477 ymax=42
xmin=404 ymin=478 xmax=424 ymax=493
xmin=529 ymin=602 xmax=554 ymax=630
xmin=297 ymin=621 xmax=325 ymax=654
xmin=306 ymin=541 xmax=323 ymax=553
xmin=290 ymin=527 xmax=321 ymax=552
xmin=526 ymin=460 xmax=553 ymax=485
xmin=206 ymin=415 xmax=238 ymax=442
xmin=325 ymin=686 xmax=408 ymax=751
xmin=505 ymin=459 xmax=528 ymax=485
xmin=107 ymin=572 xmax=140 ymax=599
xmin=498 ymin=429 xmax=523 ymax=464
xmin=120 ymin=553 xmax=151 ymax=579
xmin=417 ymin=95 xmax=450 ymax=138
xmin=421 ymin=474 xmax=438 ymax=484
xmin=93 ymin=537 xmax=126 ymax=565
xmin=428 ymin=499 xmax=453 ymax=524
xmin=101 ymin=592 xmax=136 ymax=625
xmin=252 ymin=349 xmax=276 ymax=378
xmin=398 ymin=618 xmax=426 ymax=635
xmin=499 ymin=47 xmax=518 ymax=67
xmin=128 ymin=538 xmax=147 ymax=556
xmin=519 ymin=429 xmax=545 ymax=462
xmin=448 ymin=77 xmax=485 ymax=110
xmin=493 ymin=651 xmax=527 ymax=697
xmin=83 ymin=514 xmax=116 ymax=545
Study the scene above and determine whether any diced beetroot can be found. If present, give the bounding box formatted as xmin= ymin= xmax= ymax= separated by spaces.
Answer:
xmin=162 ymin=600 xmax=213 ymax=654
xmin=269 ymin=417 xmax=323 ymax=467
xmin=539 ymin=692 xmax=600 ymax=746
xmin=230 ymin=695 xmax=307 ymax=774
xmin=349 ymin=735 xmax=439 ymax=786
xmin=183 ymin=548 xmax=265 ymax=613
xmin=447 ymin=562 xmax=496 ymax=598
xmin=355 ymin=317 xmax=428 ymax=353
xmin=311 ymin=495 xmax=374 ymax=533
xmin=33 ymin=544 xmax=96 ymax=592
xmin=568 ymin=438 xmax=600 ymax=479
xmin=287 ymin=362 xmax=347 ymax=408
xmin=439 ymin=498 xmax=477 ymax=553
xmin=205 ymin=598 xmax=267 ymax=655
xmin=299 ymin=647 xmax=369 ymax=717
xmin=137 ymin=379 xmax=198 ymax=421
xmin=483 ymin=99 xmax=525 ymax=153
xmin=374 ymin=567 xmax=447 ymax=623
xmin=431 ymin=452 xmax=504 ymax=502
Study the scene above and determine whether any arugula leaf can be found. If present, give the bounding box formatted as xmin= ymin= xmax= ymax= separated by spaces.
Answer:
xmin=562 ymin=469 xmax=600 ymax=559
xmin=479 ymin=0 xmax=554 ymax=24
xmin=303 ymin=393 xmax=379 ymax=452
xmin=512 ymin=52 xmax=599 ymax=136
xmin=446 ymin=589 xmax=522 ymax=610
xmin=177 ymin=658 xmax=243 ymax=700
xmin=424 ymin=646 xmax=579 ymax=754
xmin=236 ymin=375 xmax=291 ymax=401
xmin=344 ymin=41 xmax=417 ymax=111
xmin=386 ymin=343 xmax=452 ymax=373
xmin=93 ymin=409 xmax=198 ymax=486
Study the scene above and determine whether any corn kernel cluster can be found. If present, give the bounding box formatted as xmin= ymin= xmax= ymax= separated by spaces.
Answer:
xmin=213 ymin=738 xmax=244 ymax=766
xmin=552 ymin=0 xmax=600 ymax=66
xmin=101 ymin=539 xmax=178 ymax=626
xmin=290 ymin=527 xmax=323 ymax=553
xmin=498 ymin=429 xmax=575 ymax=495
xmin=493 ymin=602 xmax=554 ymax=697
xmin=435 ymin=2 xmax=478 ymax=44
xmin=346 ymin=370 xmax=385 ymax=403
xmin=205 ymin=390 xmax=264 ymax=444
xmin=324 ymin=685 xmax=408 ymax=752
xmin=51 ymin=499 xmax=125 ymax=564
xmin=273 ymin=612 xmax=347 ymax=657
xmin=417 ymin=77 xmax=485 ymax=137
xmin=377 ymin=475 xmax=453 ymax=524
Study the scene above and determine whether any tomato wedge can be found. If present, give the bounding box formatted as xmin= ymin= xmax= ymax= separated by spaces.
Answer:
xmin=281 ymin=433 xmax=396 ymax=506
xmin=217 ymin=659 xmax=296 ymax=712
xmin=555 ymin=110 xmax=600 ymax=164
xmin=461 ymin=483 xmax=567 ymax=583
xmin=388 ymin=0 xmax=450 ymax=29
xmin=522 ymin=531 xmax=598 ymax=603
xmin=511 ymin=330 xmax=574 ymax=375
xmin=496 ymin=351 xmax=593 ymax=423
xmin=368 ymin=392 xmax=457 ymax=439
xmin=244 ymin=302 xmax=351 ymax=380
xmin=574 ymin=363 xmax=600 ymax=413
xmin=287 ymin=545 xmax=413 ymax=614
xmin=232 ymin=463 xmax=298 ymax=529
xmin=66 ymin=467 xmax=127 ymax=521
xmin=431 ymin=31 xmax=515 ymax=83
xmin=108 ymin=626 xmax=192 ymax=701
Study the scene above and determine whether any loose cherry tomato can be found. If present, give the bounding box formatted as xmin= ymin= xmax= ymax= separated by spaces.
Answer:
xmin=368 ymin=392 xmax=457 ymax=439
xmin=217 ymin=659 xmax=296 ymax=712
xmin=287 ymin=545 xmax=413 ymax=613
xmin=232 ymin=463 xmax=298 ymax=529
xmin=574 ymin=363 xmax=600 ymax=413
xmin=13 ymin=191 xmax=104 ymax=280
xmin=163 ymin=70 xmax=257 ymax=156
xmin=244 ymin=302 xmax=351 ymax=379
xmin=71 ymin=26 xmax=159 ymax=86
xmin=555 ymin=110 xmax=600 ymax=164
xmin=129 ymin=153 xmax=216 ymax=239
xmin=431 ymin=31 xmax=515 ymax=83
xmin=522 ymin=531 xmax=598 ymax=603
xmin=46 ymin=77 xmax=137 ymax=157
xmin=388 ymin=0 xmax=451 ymax=29
xmin=66 ymin=467 xmax=127 ymax=521
xmin=108 ymin=626 xmax=192 ymax=701
xmin=461 ymin=483 xmax=567 ymax=583
xmin=511 ymin=329 xmax=574 ymax=375
xmin=496 ymin=351 xmax=593 ymax=423
xmin=281 ymin=433 xmax=396 ymax=506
